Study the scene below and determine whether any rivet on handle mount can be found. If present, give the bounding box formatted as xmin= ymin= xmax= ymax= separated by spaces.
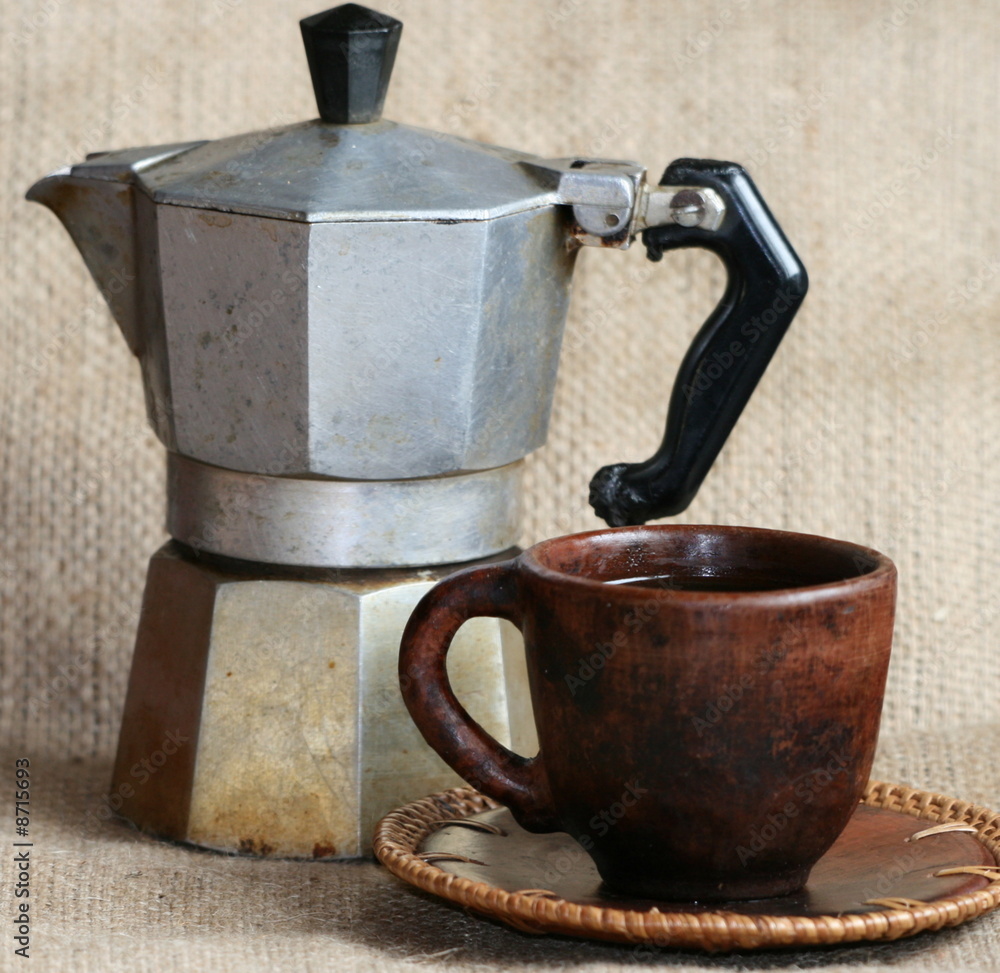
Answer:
xmin=589 ymin=159 xmax=808 ymax=527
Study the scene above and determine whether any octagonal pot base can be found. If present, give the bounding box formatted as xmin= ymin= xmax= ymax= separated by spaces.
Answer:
xmin=109 ymin=541 xmax=534 ymax=859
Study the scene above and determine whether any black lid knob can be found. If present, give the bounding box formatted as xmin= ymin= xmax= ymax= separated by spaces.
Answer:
xmin=300 ymin=4 xmax=402 ymax=124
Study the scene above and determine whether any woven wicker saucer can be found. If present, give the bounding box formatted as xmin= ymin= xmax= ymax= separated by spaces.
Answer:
xmin=373 ymin=781 xmax=1000 ymax=952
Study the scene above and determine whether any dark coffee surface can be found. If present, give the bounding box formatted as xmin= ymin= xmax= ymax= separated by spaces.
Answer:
xmin=607 ymin=572 xmax=806 ymax=592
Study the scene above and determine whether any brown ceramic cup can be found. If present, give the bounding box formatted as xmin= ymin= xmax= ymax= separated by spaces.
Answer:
xmin=399 ymin=525 xmax=896 ymax=901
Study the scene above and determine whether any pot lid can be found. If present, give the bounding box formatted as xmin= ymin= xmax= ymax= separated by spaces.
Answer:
xmin=78 ymin=4 xmax=556 ymax=224
xmin=136 ymin=120 xmax=550 ymax=223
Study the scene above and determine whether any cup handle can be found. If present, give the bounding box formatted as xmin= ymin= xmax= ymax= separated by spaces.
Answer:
xmin=399 ymin=561 xmax=558 ymax=831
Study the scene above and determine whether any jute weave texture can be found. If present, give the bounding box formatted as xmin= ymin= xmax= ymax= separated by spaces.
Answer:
xmin=1 ymin=1 xmax=997 ymax=970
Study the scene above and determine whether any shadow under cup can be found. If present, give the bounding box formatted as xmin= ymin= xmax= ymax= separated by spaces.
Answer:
xmin=400 ymin=525 xmax=897 ymax=902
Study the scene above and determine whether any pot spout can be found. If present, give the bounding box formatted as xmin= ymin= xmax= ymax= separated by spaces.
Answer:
xmin=27 ymin=168 xmax=143 ymax=353
xmin=26 ymin=141 xmax=202 ymax=355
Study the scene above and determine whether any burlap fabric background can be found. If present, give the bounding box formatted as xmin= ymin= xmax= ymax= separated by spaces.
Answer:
xmin=1 ymin=0 xmax=998 ymax=969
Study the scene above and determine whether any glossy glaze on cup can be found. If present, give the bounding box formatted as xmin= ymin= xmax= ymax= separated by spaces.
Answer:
xmin=399 ymin=525 xmax=896 ymax=901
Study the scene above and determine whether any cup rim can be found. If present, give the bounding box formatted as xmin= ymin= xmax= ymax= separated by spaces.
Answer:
xmin=520 ymin=524 xmax=896 ymax=602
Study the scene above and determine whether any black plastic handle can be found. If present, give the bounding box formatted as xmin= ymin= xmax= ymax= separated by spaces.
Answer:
xmin=589 ymin=159 xmax=808 ymax=527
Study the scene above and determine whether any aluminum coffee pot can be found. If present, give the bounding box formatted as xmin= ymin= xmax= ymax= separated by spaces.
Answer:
xmin=28 ymin=4 xmax=807 ymax=858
